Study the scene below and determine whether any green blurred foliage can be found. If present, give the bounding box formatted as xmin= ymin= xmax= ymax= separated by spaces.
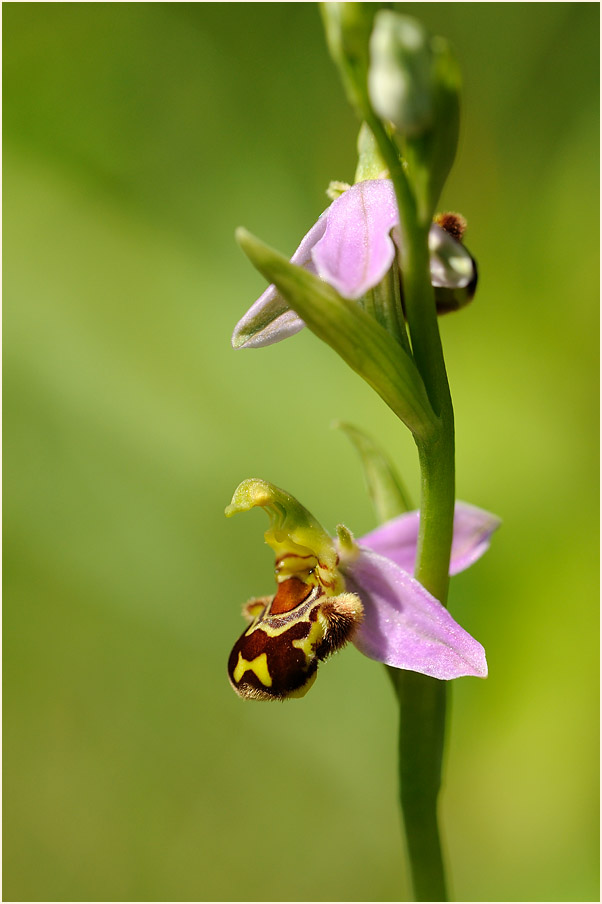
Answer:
xmin=3 ymin=3 xmax=599 ymax=901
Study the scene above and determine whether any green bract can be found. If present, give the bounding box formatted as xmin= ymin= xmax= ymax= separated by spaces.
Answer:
xmin=354 ymin=122 xmax=388 ymax=182
xmin=334 ymin=421 xmax=412 ymax=522
xmin=235 ymin=228 xmax=438 ymax=442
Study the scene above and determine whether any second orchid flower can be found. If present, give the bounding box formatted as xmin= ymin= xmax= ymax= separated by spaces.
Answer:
xmin=226 ymin=479 xmax=498 ymax=700
xmin=232 ymin=179 xmax=477 ymax=350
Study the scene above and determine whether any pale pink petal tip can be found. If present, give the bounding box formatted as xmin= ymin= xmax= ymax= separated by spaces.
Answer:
xmin=346 ymin=549 xmax=488 ymax=680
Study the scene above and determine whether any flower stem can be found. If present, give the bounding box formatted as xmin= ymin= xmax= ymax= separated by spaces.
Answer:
xmin=368 ymin=116 xmax=456 ymax=902
xmin=388 ymin=668 xmax=448 ymax=901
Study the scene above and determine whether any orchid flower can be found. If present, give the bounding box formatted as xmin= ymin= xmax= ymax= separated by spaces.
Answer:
xmin=232 ymin=178 xmax=477 ymax=350
xmin=226 ymin=479 xmax=499 ymax=700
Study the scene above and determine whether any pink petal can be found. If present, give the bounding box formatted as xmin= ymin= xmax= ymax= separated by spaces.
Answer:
xmin=232 ymin=215 xmax=327 ymax=349
xmin=359 ymin=502 xmax=501 ymax=576
xmin=344 ymin=549 xmax=488 ymax=680
xmin=311 ymin=180 xmax=399 ymax=300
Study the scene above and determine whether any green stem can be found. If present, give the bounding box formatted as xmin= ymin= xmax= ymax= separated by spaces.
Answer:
xmin=368 ymin=116 xmax=456 ymax=902
xmin=388 ymin=668 xmax=448 ymax=902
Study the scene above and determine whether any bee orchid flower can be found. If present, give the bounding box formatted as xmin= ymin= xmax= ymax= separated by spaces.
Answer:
xmin=226 ymin=479 xmax=499 ymax=700
xmin=232 ymin=178 xmax=477 ymax=350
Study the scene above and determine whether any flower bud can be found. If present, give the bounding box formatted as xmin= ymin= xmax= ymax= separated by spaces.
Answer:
xmin=367 ymin=10 xmax=461 ymax=221
xmin=368 ymin=12 xmax=434 ymax=136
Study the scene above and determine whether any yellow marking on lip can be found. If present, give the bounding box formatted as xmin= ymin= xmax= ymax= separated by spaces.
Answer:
xmin=247 ymin=614 xmax=310 ymax=639
xmin=233 ymin=651 xmax=272 ymax=687
xmin=292 ymin=617 xmax=325 ymax=664
xmin=286 ymin=669 xmax=317 ymax=698
xmin=244 ymin=596 xmax=320 ymax=638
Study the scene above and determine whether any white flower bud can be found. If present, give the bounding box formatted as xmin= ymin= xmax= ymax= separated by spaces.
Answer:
xmin=368 ymin=11 xmax=434 ymax=136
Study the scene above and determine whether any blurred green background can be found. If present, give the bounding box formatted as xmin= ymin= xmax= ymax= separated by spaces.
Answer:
xmin=4 ymin=3 xmax=599 ymax=901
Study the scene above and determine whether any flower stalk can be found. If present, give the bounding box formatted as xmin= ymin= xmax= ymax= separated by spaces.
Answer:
xmin=340 ymin=415 xmax=452 ymax=901
xmin=322 ymin=5 xmax=461 ymax=899
xmin=371 ymin=79 xmax=456 ymax=904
